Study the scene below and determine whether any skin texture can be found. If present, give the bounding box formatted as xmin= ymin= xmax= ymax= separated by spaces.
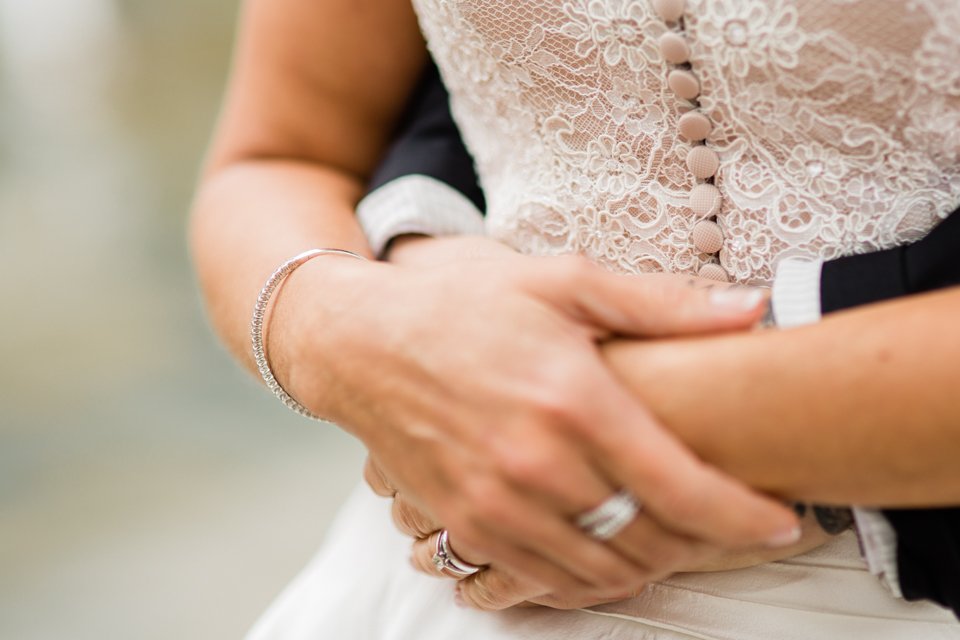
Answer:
xmin=192 ymin=0 xmax=800 ymax=602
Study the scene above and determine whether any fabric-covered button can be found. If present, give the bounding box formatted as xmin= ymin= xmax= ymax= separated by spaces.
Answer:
xmin=678 ymin=111 xmax=712 ymax=141
xmin=698 ymin=263 xmax=729 ymax=282
xmin=689 ymin=183 xmax=722 ymax=217
xmin=659 ymin=32 xmax=690 ymax=64
xmin=686 ymin=146 xmax=720 ymax=179
xmin=667 ymin=69 xmax=700 ymax=100
xmin=692 ymin=219 xmax=724 ymax=253
xmin=653 ymin=0 xmax=685 ymax=22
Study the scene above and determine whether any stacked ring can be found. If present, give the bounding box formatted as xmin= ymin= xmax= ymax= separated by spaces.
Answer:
xmin=576 ymin=489 xmax=642 ymax=541
xmin=432 ymin=529 xmax=483 ymax=577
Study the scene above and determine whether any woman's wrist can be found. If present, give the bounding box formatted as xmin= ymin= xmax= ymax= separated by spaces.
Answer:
xmin=251 ymin=249 xmax=371 ymax=420
xmin=265 ymin=253 xmax=392 ymax=423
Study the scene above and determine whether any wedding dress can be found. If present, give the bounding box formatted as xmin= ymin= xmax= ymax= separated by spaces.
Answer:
xmin=249 ymin=1 xmax=960 ymax=637
xmin=418 ymin=0 xmax=960 ymax=282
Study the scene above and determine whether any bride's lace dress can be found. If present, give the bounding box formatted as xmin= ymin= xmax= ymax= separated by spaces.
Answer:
xmin=415 ymin=0 xmax=959 ymax=284
xmin=247 ymin=1 xmax=960 ymax=638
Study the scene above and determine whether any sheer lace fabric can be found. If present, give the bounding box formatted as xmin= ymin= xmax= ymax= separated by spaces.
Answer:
xmin=413 ymin=0 xmax=960 ymax=284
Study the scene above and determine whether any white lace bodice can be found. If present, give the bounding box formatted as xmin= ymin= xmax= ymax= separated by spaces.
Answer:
xmin=412 ymin=0 xmax=960 ymax=284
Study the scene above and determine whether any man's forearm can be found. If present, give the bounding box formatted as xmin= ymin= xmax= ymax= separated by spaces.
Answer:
xmin=603 ymin=287 xmax=960 ymax=507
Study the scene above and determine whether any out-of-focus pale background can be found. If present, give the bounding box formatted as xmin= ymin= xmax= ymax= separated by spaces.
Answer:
xmin=0 ymin=1 xmax=366 ymax=638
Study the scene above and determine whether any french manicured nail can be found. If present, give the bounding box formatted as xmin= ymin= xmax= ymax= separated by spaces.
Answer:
xmin=709 ymin=287 xmax=765 ymax=311
xmin=454 ymin=585 xmax=467 ymax=608
xmin=766 ymin=525 xmax=803 ymax=548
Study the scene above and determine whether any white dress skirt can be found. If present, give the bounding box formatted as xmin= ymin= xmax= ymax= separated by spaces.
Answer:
xmin=247 ymin=484 xmax=959 ymax=640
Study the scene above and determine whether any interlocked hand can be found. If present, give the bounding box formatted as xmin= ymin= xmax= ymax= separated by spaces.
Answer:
xmin=287 ymin=236 xmax=800 ymax=599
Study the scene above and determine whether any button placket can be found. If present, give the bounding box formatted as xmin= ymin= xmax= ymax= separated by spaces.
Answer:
xmin=678 ymin=111 xmax=711 ymax=141
xmin=654 ymin=0 xmax=729 ymax=281
xmin=652 ymin=0 xmax=686 ymax=23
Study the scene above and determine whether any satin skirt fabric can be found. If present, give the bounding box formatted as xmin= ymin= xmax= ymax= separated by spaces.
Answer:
xmin=247 ymin=484 xmax=960 ymax=640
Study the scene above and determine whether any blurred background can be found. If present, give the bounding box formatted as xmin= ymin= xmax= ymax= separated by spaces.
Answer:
xmin=0 ymin=1 xmax=366 ymax=638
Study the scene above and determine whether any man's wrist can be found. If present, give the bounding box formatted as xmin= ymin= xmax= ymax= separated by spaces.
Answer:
xmin=356 ymin=175 xmax=485 ymax=258
xmin=770 ymin=260 xmax=902 ymax=594
xmin=384 ymin=233 xmax=432 ymax=261
xmin=387 ymin=235 xmax=517 ymax=267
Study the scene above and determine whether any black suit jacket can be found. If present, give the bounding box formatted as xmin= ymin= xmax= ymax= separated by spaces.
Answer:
xmin=370 ymin=61 xmax=960 ymax=616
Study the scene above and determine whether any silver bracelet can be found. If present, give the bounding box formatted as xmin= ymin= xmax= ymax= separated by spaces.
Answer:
xmin=251 ymin=248 xmax=368 ymax=420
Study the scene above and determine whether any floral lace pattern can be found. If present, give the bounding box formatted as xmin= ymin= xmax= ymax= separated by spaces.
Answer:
xmin=413 ymin=0 xmax=960 ymax=284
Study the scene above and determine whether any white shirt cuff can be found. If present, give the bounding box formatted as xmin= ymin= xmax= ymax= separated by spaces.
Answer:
xmin=770 ymin=258 xmax=824 ymax=328
xmin=853 ymin=508 xmax=903 ymax=598
xmin=356 ymin=175 xmax=486 ymax=258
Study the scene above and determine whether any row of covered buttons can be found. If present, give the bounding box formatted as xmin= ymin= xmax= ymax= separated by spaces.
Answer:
xmin=653 ymin=0 xmax=729 ymax=282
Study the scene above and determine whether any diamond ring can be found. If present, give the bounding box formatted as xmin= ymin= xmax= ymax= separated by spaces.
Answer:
xmin=431 ymin=529 xmax=484 ymax=577
xmin=576 ymin=489 xmax=642 ymax=541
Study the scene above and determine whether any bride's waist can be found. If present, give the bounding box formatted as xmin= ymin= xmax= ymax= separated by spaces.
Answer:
xmin=586 ymin=532 xmax=959 ymax=637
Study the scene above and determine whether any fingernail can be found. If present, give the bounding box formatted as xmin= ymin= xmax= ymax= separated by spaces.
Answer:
xmin=454 ymin=585 xmax=467 ymax=608
xmin=766 ymin=525 xmax=802 ymax=548
xmin=709 ymin=288 xmax=765 ymax=312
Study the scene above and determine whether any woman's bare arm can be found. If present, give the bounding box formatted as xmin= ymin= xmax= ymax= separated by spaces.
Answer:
xmin=605 ymin=287 xmax=960 ymax=507
xmin=192 ymin=0 xmax=427 ymax=372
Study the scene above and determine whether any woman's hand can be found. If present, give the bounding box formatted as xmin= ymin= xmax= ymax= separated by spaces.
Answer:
xmin=366 ymin=457 xmax=829 ymax=611
xmin=270 ymin=240 xmax=799 ymax=596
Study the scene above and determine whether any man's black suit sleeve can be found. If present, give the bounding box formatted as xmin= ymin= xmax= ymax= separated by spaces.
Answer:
xmin=367 ymin=60 xmax=484 ymax=212
xmin=820 ymin=210 xmax=960 ymax=311
xmin=883 ymin=509 xmax=960 ymax=616
xmin=373 ymin=61 xmax=960 ymax=617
